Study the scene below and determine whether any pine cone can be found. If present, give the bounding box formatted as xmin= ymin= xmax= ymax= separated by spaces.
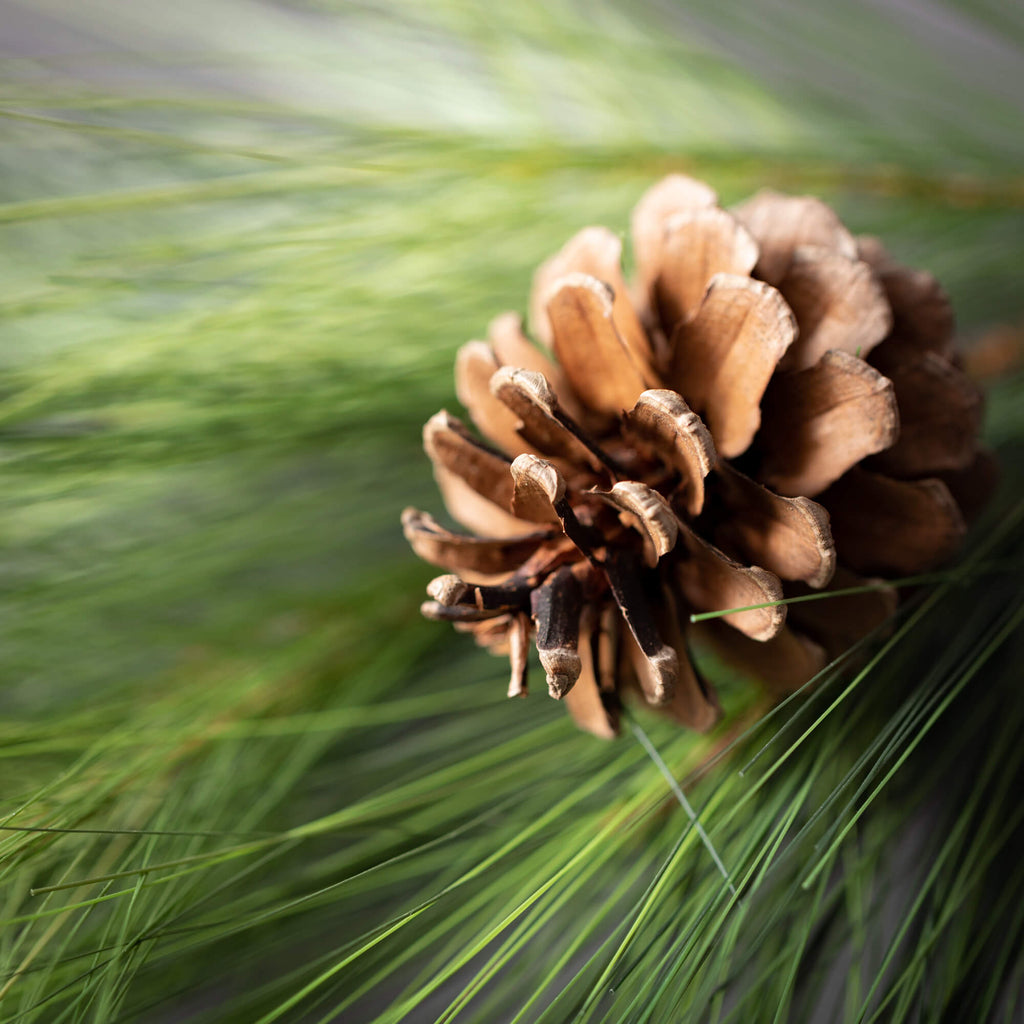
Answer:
xmin=403 ymin=175 xmax=995 ymax=738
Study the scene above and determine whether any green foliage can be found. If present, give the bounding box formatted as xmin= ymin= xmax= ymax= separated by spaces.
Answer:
xmin=0 ymin=1 xmax=1022 ymax=1021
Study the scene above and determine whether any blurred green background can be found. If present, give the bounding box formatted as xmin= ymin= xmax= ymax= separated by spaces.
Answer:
xmin=0 ymin=1 xmax=1022 ymax=1021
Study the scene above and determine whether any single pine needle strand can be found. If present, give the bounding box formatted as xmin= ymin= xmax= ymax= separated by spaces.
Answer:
xmin=688 ymin=562 xmax=1015 ymax=623
xmin=628 ymin=718 xmax=737 ymax=896
xmin=1 ymin=824 xmax=275 ymax=838
xmin=29 ymin=839 xmax=276 ymax=895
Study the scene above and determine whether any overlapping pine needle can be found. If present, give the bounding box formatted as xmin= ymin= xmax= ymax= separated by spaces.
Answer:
xmin=1 ymin=2 xmax=1023 ymax=1022
xmin=404 ymin=175 xmax=993 ymax=737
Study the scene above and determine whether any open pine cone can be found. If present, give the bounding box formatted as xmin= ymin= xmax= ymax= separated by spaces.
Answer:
xmin=402 ymin=175 xmax=995 ymax=738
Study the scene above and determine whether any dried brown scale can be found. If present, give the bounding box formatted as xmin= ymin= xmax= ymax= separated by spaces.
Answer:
xmin=531 ymin=565 xmax=585 ymax=698
xmin=403 ymin=173 xmax=994 ymax=738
